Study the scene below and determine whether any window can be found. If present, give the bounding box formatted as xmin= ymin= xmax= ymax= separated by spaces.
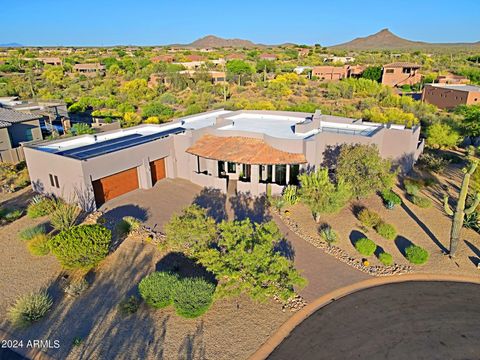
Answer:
xmin=385 ymin=69 xmax=394 ymax=74
xmin=227 ymin=162 xmax=236 ymax=173
xmin=218 ymin=161 xmax=226 ymax=177
xmin=275 ymin=165 xmax=287 ymax=185
xmin=49 ymin=174 xmax=60 ymax=188
xmin=24 ymin=128 xmax=33 ymax=142
xmin=402 ymin=68 xmax=412 ymax=74
xmin=289 ymin=164 xmax=300 ymax=185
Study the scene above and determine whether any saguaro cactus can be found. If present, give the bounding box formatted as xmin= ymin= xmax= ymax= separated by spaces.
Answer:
xmin=443 ymin=160 xmax=480 ymax=257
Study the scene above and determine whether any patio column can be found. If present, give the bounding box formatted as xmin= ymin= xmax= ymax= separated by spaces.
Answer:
xmin=272 ymin=165 xmax=276 ymax=183
xmin=286 ymin=164 xmax=290 ymax=185
xmin=251 ymin=164 xmax=259 ymax=183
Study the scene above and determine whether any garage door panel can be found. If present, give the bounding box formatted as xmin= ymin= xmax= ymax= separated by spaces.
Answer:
xmin=93 ymin=167 xmax=139 ymax=206
xmin=150 ymin=158 xmax=166 ymax=184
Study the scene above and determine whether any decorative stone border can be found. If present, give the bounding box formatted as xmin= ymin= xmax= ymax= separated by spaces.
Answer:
xmin=250 ymin=274 xmax=480 ymax=360
xmin=275 ymin=210 xmax=413 ymax=276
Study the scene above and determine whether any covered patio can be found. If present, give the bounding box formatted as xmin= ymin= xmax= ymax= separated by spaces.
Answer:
xmin=186 ymin=134 xmax=307 ymax=195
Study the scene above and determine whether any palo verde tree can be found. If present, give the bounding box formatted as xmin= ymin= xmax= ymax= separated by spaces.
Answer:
xmin=298 ymin=168 xmax=351 ymax=222
xmin=336 ymin=144 xmax=396 ymax=199
xmin=444 ymin=158 xmax=480 ymax=257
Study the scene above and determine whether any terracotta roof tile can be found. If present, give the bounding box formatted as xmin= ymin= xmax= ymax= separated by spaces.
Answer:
xmin=186 ymin=134 xmax=307 ymax=165
xmin=383 ymin=62 xmax=421 ymax=68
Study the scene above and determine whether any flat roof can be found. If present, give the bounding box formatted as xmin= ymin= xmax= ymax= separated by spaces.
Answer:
xmin=34 ymin=110 xmax=231 ymax=160
xmin=428 ymin=84 xmax=480 ymax=92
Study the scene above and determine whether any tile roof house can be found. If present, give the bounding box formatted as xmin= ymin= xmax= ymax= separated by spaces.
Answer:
xmin=24 ymin=109 xmax=423 ymax=210
xmin=73 ymin=63 xmax=106 ymax=76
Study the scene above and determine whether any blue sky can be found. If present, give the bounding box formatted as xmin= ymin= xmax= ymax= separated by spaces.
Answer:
xmin=2 ymin=0 xmax=480 ymax=46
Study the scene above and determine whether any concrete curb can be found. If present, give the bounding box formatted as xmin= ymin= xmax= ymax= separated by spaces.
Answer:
xmin=249 ymin=273 xmax=480 ymax=360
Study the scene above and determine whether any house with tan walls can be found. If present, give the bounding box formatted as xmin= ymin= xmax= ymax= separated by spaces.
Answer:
xmin=381 ymin=62 xmax=422 ymax=87
xmin=422 ymin=84 xmax=480 ymax=109
xmin=24 ymin=109 xmax=423 ymax=211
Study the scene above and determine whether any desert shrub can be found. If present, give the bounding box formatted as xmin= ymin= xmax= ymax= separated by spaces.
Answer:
xmin=172 ymin=277 xmax=216 ymax=318
xmin=357 ymin=208 xmax=381 ymax=228
xmin=282 ymin=185 xmax=299 ymax=205
xmin=405 ymin=245 xmax=429 ymax=264
xmin=49 ymin=224 xmax=111 ymax=269
xmin=64 ymin=278 xmax=89 ymax=297
xmin=412 ymin=195 xmax=432 ymax=208
xmin=378 ymin=252 xmax=394 ymax=266
xmin=8 ymin=291 xmax=52 ymax=327
xmin=0 ymin=208 xmax=23 ymax=222
xmin=417 ymin=152 xmax=450 ymax=173
xmin=118 ymin=295 xmax=140 ymax=315
xmin=404 ymin=182 xmax=419 ymax=196
xmin=138 ymin=272 xmax=179 ymax=309
xmin=319 ymin=224 xmax=337 ymax=246
xmin=19 ymin=224 xmax=46 ymax=241
xmin=380 ymin=189 xmax=402 ymax=209
xmin=374 ymin=222 xmax=397 ymax=240
xmin=270 ymin=196 xmax=286 ymax=211
xmin=27 ymin=196 xmax=54 ymax=218
xmin=354 ymin=238 xmax=377 ymax=256
xmin=27 ymin=234 xmax=50 ymax=256
xmin=117 ymin=216 xmax=142 ymax=235
xmin=50 ymin=200 xmax=80 ymax=232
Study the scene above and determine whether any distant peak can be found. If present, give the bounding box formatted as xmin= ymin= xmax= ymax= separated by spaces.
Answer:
xmin=378 ymin=28 xmax=391 ymax=34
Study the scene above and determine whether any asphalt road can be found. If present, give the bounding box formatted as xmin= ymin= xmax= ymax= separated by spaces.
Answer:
xmin=268 ymin=281 xmax=480 ymax=360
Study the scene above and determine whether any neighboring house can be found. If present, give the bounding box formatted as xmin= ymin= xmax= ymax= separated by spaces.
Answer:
xmin=73 ymin=63 xmax=106 ymax=76
xmin=312 ymin=66 xmax=350 ymax=80
xmin=311 ymin=65 xmax=365 ymax=80
xmin=0 ymin=97 xmax=68 ymax=122
xmin=297 ymin=48 xmax=310 ymax=57
xmin=436 ymin=74 xmax=470 ymax=85
xmin=259 ymin=53 xmax=277 ymax=61
xmin=0 ymin=108 xmax=43 ymax=162
xmin=179 ymin=70 xmax=226 ymax=84
xmin=225 ymin=53 xmax=246 ymax=61
xmin=151 ymin=55 xmax=175 ymax=63
xmin=185 ymin=54 xmax=206 ymax=62
xmin=293 ymin=66 xmax=313 ymax=75
xmin=24 ymin=109 xmax=423 ymax=210
xmin=323 ymin=56 xmax=355 ymax=64
xmin=422 ymin=84 xmax=480 ymax=109
xmin=381 ymin=62 xmax=422 ymax=87
xmin=37 ymin=57 xmax=62 ymax=66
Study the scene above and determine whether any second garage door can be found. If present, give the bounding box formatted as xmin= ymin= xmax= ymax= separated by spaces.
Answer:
xmin=92 ymin=167 xmax=139 ymax=207
xmin=150 ymin=157 xmax=166 ymax=185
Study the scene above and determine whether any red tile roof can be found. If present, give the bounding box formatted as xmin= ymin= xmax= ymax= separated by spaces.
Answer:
xmin=383 ymin=62 xmax=421 ymax=68
xmin=186 ymin=134 xmax=307 ymax=165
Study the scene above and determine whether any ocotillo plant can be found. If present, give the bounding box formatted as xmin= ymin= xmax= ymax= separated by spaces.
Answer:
xmin=443 ymin=159 xmax=480 ymax=257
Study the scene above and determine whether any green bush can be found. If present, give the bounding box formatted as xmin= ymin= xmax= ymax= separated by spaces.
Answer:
xmin=319 ymin=225 xmax=337 ymax=246
xmin=405 ymin=245 xmax=429 ymax=264
xmin=357 ymin=208 xmax=381 ymax=228
xmin=173 ymin=277 xmax=215 ymax=318
xmin=8 ymin=291 xmax=52 ymax=328
xmin=354 ymin=238 xmax=377 ymax=256
xmin=117 ymin=216 xmax=142 ymax=235
xmin=404 ymin=179 xmax=421 ymax=196
xmin=412 ymin=195 xmax=432 ymax=208
xmin=374 ymin=222 xmax=397 ymax=240
xmin=380 ymin=189 xmax=402 ymax=208
xmin=49 ymin=224 xmax=111 ymax=269
xmin=27 ymin=197 xmax=53 ymax=218
xmin=0 ymin=208 xmax=23 ymax=222
xmin=50 ymin=200 xmax=80 ymax=232
xmin=118 ymin=295 xmax=140 ymax=316
xmin=282 ymin=185 xmax=299 ymax=205
xmin=378 ymin=252 xmax=393 ymax=266
xmin=19 ymin=224 xmax=46 ymax=241
xmin=269 ymin=196 xmax=285 ymax=212
xmin=27 ymin=234 xmax=50 ymax=256
xmin=138 ymin=272 xmax=179 ymax=309
xmin=64 ymin=278 xmax=89 ymax=297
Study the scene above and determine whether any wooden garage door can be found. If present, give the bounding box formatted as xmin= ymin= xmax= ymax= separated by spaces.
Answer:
xmin=92 ymin=167 xmax=139 ymax=206
xmin=150 ymin=158 xmax=166 ymax=185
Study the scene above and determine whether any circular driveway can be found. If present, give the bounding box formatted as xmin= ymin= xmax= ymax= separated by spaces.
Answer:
xmin=268 ymin=281 xmax=480 ymax=360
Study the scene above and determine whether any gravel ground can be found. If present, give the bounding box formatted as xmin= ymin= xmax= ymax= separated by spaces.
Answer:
xmin=286 ymin=165 xmax=480 ymax=277
xmin=0 ymin=235 xmax=291 ymax=360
